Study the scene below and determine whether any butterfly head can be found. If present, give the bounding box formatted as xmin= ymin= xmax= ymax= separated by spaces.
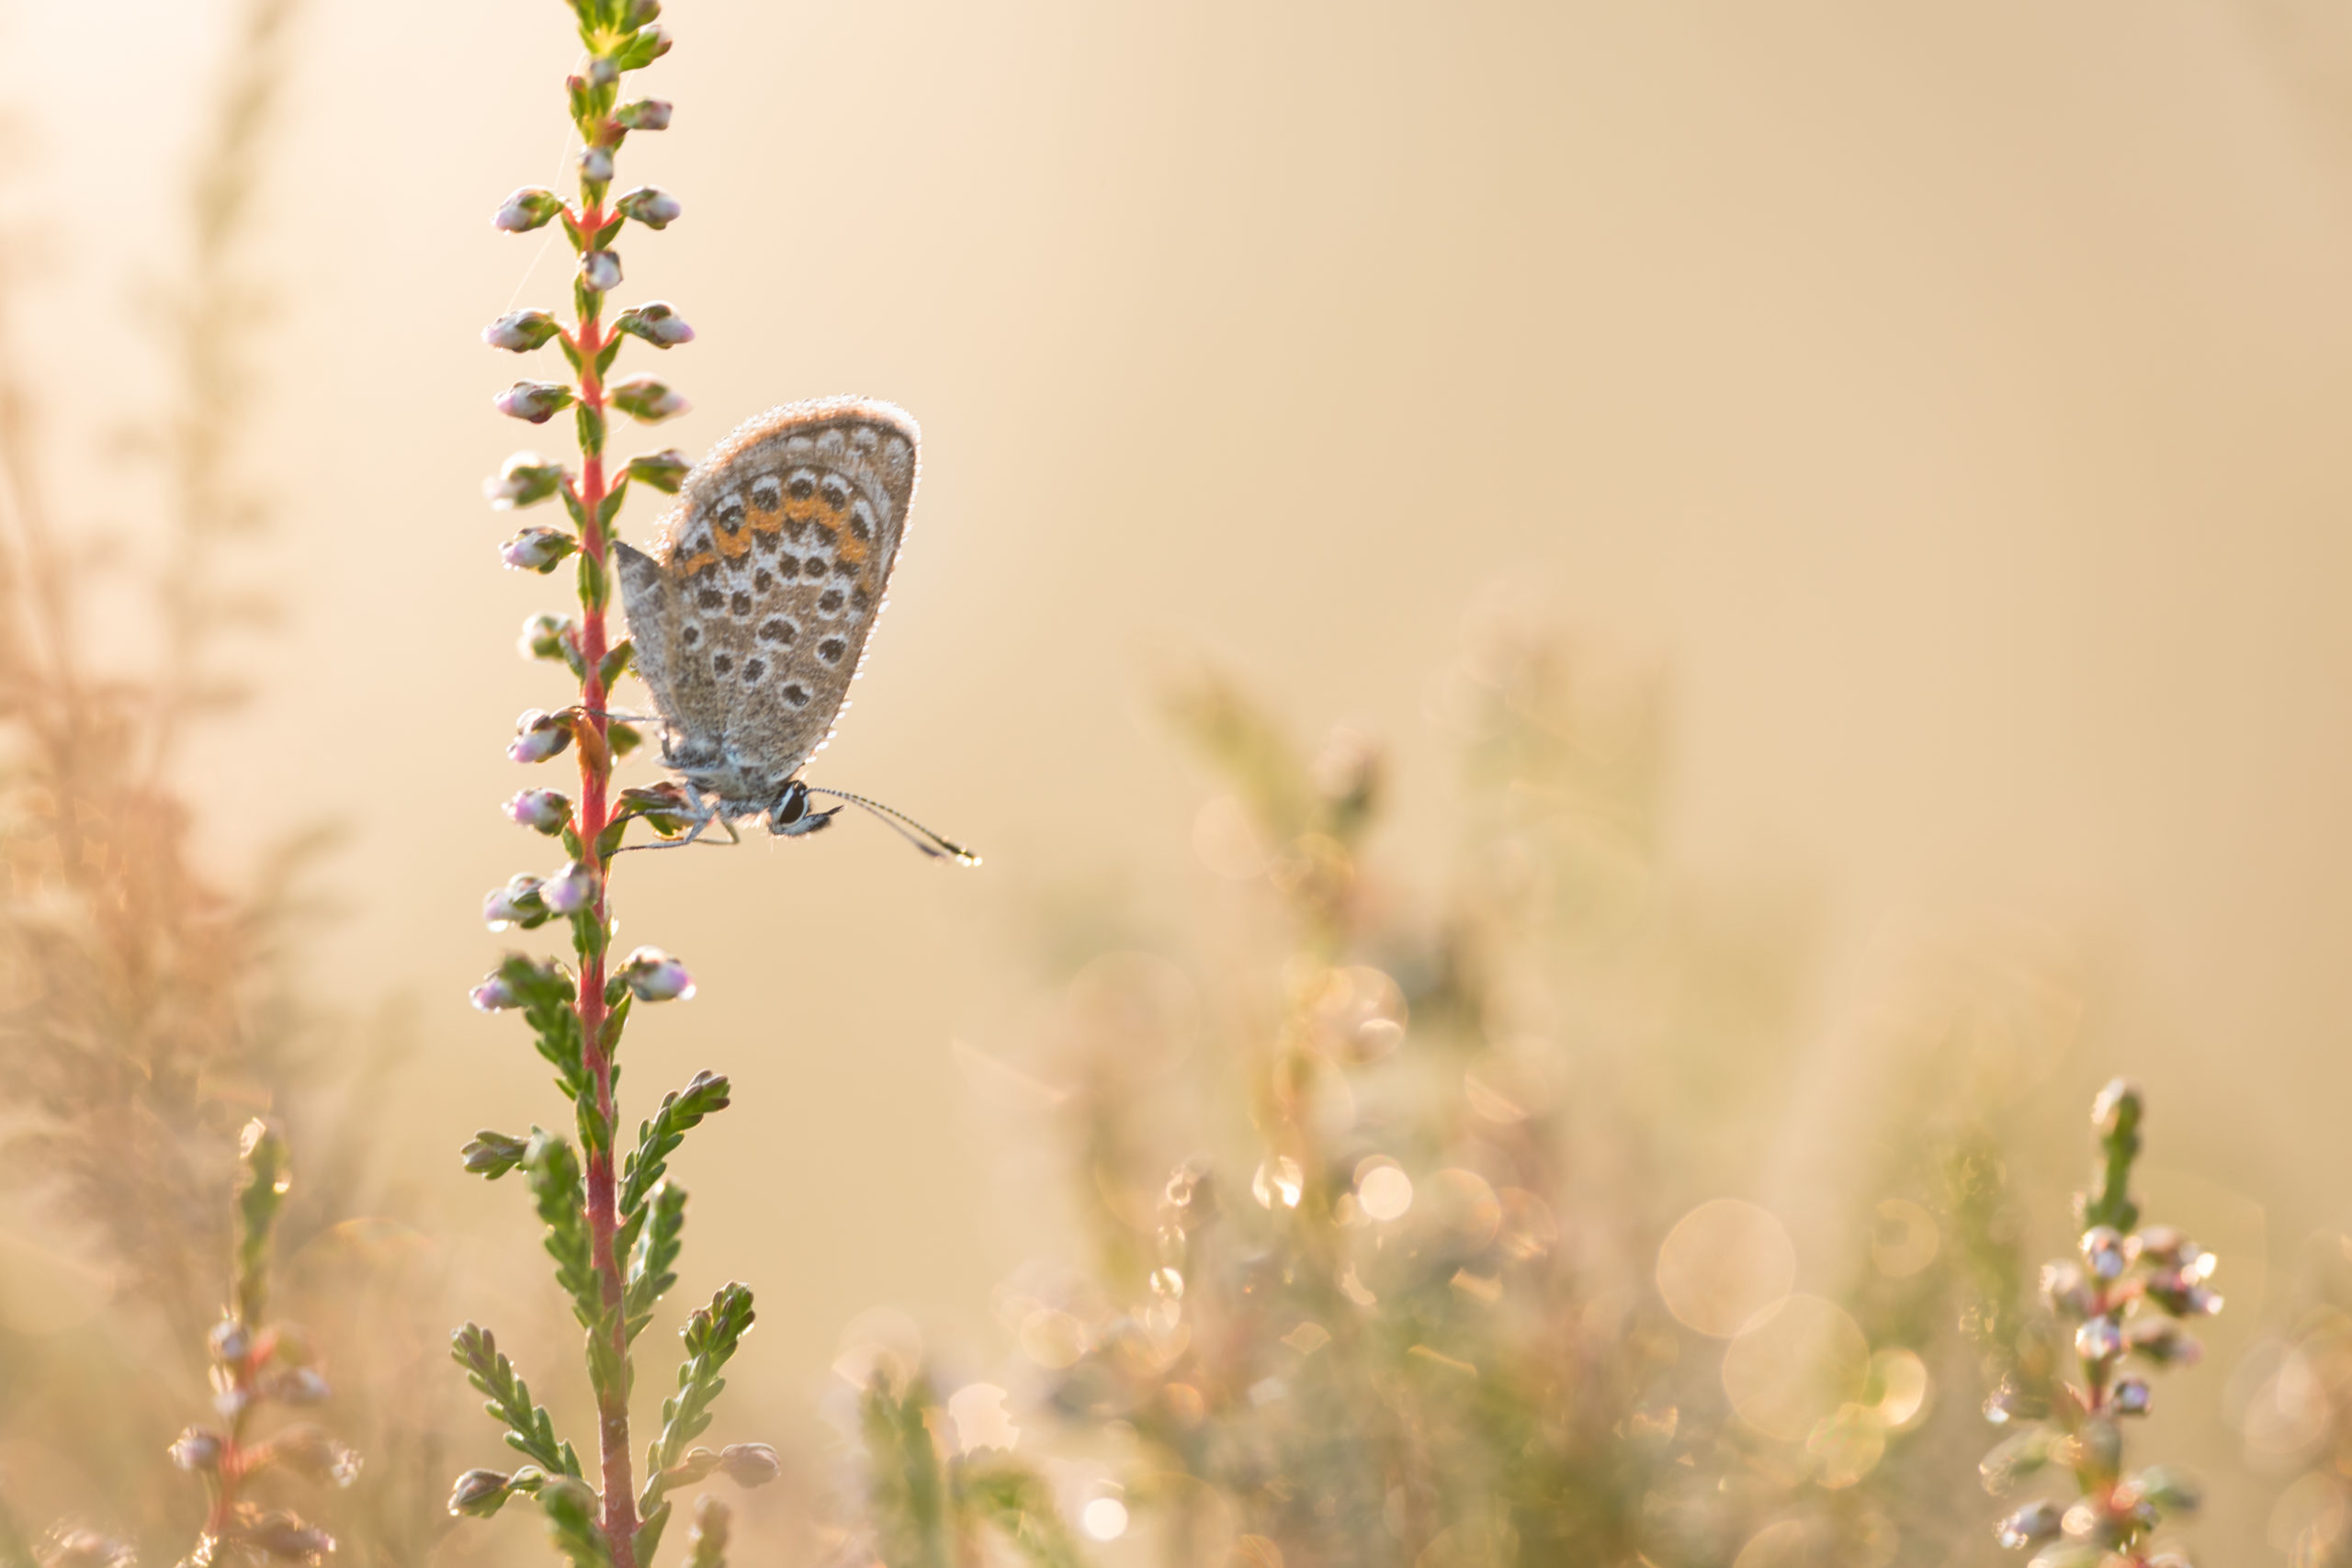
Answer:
xmin=768 ymin=778 xmax=840 ymax=839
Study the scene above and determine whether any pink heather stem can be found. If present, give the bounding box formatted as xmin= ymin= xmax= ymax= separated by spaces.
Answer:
xmin=569 ymin=207 xmax=638 ymax=1565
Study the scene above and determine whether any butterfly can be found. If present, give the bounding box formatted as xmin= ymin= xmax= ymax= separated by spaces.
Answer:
xmin=613 ymin=396 xmax=974 ymax=861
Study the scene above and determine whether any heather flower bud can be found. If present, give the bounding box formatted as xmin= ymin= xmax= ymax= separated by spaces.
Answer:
xmin=494 ymin=380 xmax=575 ymax=424
xmin=262 ymin=1424 xmax=362 ymax=1486
xmin=580 ymin=145 xmax=615 ymax=183
xmin=470 ymin=973 xmax=522 ymax=1010
xmin=240 ymin=1514 xmax=334 ymax=1562
xmin=718 ymin=1442 xmax=782 ymax=1487
xmin=616 ymin=185 xmax=682 ymax=230
xmin=619 ymin=945 xmax=695 ymax=1001
xmin=588 ymin=55 xmax=620 ymax=88
xmin=581 ymin=249 xmax=622 ymax=293
xmin=2080 ymin=1226 xmax=2127 ymax=1280
xmin=485 ymin=452 xmax=567 ymax=510
xmin=448 ymin=1467 xmax=514 ymax=1516
xmin=2125 ymin=1316 xmax=2203 ymax=1365
xmin=2136 ymin=1465 xmax=2200 ymax=1512
xmin=617 ymin=97 xmax=673 ymax=130
xmin=501 ymin=525 xmax=577 ymax=573
xmin=210 ymin=1319 xmax=252 ymax=1365
xmin=482 ymin=309 xmax=563 ymax=352
xmin=505 ymin=788 xmax=573 ymax=835
xmin=669 ymin=1446 xmax=720 ymax=1483
xmin=611 ymin=375 xmax=688 ymax=422
xmin=493 ymin=186 xmax=565 ymax=232
xmin=2092 ymin=1077 xmax=2143 ymax=1136
xmin=484 ymin=874 xmax=548 ymax=931
xmin=170 ymin=1426 xmax=224 ymax=1471
xmin=2039 ymin=1260 xmax=2094 ymax=1319
xmin=2145 ymin=1268 xmax=2223 ymax=1318
xmin=262 ymin=1365 xmax=333 ymax=1405
xmin=2111 ymin=1376 xmax=2152 ymax=1415
xmin=2074 ymin=1315 xmax=2123 ymax=1363
xmin=614 ymin=23 xmax=673 ymax=70
xmin=1996 ymin=1502 xmax=2062 ymax=1550
xmin=626 ymin=448 xmax=692 ymax=492
xmin=509 ymin=705 xmax=573 ymax=761
xmin=616 ymin=300 xmax=695 ymax=346
xmin=541 ymin=859 xmax=601 ymax=915
xmin=619 ymin=0 xmax=662 ymax=27
xmin=519 ymin=615 xmax=574 ymax=662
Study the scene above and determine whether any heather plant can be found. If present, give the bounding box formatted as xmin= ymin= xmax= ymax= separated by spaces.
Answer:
xmin=451 ymin=1 xmax=774 ymax=1556
xmin=1982 ymin=1081 xmax=2222 ymax=1568
xmin=168 ymin=1121 xmax=361 ymax=1566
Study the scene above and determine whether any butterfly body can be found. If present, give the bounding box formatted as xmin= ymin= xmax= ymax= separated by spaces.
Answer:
xmin=614 ymin=397 xmax=919 ymax=833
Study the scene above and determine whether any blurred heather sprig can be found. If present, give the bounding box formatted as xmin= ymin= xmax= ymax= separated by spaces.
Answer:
xmin=453 ymin=4 xmax=768 ymax=1562
xmin=171 ymin=1121 xmax=359 ymax=1566
xmin=1983 ymin=1081 xmax=2221 ymax=1568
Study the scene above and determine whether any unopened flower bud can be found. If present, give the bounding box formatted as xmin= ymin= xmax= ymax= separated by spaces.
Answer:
xmin=241 ymin=1515 xmax=334 ymax=1562
xmin=616 ymin=186 xmax=682 ymax=230
xmin=2092 ymin=1077 xmax=2143 ymax=1137
xmin=518 ymin=615 xmax=574 ymax=662
xmin=1996 ymin=1501 xmax=2063 ymax=1550
xmin=616 ymin=299 xmax=694 ymax=346
xmin=505 ymin=788 xmax=573 ymax=835
xmin=670 ymin=1446 xmax=721 ymax=1483
xmin=470 ymin=974 xmax=521 ymax=1010
xmin=2136 ymin=1465 xmax=2201 ymax=1513
xmin=210 ymin=1319 xmax=253 ymax=1365
xmin=589 ymin=55 xmax=620 ymax=87
xmin=580 ymin=145 xmax=615 ymax=183
xmin=170 ymin=1427 xmax=224 ymax=1471
xmin=619 ymin=945 xmax=695 ymax=1001
xmin=263 ymin=1424 xmax=362 ymax=1486
xmin=501 ymin=525 xmax=577 ymax=573
xmin=485 ymin=452 xmax=567 ymax=510
xmin=2125 ymin=1316 xmax=2203 ymax=1365
xmin=615 ymin=22 xmax=673 ymax=69
xmin=2081 ymin=1225 xmax=2127 ymax=1280
xmin=494 ymin=380 xmax=575 ymax=424
xmin=2040 ymin=1260 xmax=2094 ymax=1319
xmin=617 ymin=97 xmax=673 ymax=130
xmin=263 ymin=1365 xmax=333 ymax=1405
xmin=611 ymin=375 xmax=688 ymax=423
xmin=718 ymin=1442 xmax=781 ymax=1487
xmin=509 ymin=706 xmax=573 ymax=762
xmin=2075 ymin=1315 xmax=2124 ymax=1363
xmin=482 ymin=309 xmax=563 ymax=353
xmin=618 ymin=0 xmax=662 ymax=27
xmin=484 ymin=874 xmax=548 ymax=931
xmin=493 ymin=186 xmax=565 ymax=233
xmin=540 ymin=859 xmax=601 ymax=915
xmin=580 ymin=250 xmax=622 ymax=293
xmin=2111 ymin=1376 xmax=2152 ymax=1416
xmin=448 ymin=1467 xmax=514 ymax=1517
xmin=626 ymin=448 xmax=692 ymax=492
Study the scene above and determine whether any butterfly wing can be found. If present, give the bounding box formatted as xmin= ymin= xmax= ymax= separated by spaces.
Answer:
xmin=633 ymin=397 xmax=920 ymax=785
xmin=613 ymin=538 xmax=730 ymax=764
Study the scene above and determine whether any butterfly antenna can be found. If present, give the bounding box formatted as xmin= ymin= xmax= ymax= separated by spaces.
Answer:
xmin=807 ymin=788 xmax=982 ymax=866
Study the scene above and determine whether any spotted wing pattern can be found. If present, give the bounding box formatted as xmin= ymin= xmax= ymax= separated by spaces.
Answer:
xmin=615 ymin=397 xmax=920 ymax=805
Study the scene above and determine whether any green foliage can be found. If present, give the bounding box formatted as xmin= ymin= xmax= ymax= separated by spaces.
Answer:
xmin=452 ymin=1324 xmax=581 ymax=1479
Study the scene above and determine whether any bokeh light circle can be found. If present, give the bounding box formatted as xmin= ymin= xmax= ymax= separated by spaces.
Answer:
xmin=1721 ymin=1293 xmax=1871 ymax=1441
xmin=1656 ymin=1199 xmax=1796 ymax=1337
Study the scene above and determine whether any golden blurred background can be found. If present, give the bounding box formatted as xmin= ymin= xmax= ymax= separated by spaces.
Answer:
xmin=6 ymin=0 xmax=2352 ymax=1561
